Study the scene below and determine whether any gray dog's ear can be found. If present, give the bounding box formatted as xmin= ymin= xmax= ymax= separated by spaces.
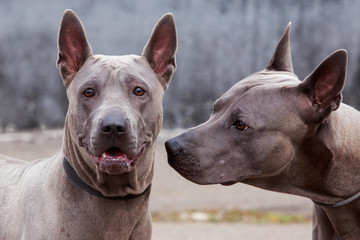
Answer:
xmin=300 ymin=50 xmax=347 ymax=121
xmin=57 ymin=9 xmax=92 ymax=87
xmin=266 ymin=22 xmax=293 ymax=73
xmin=143 ymin=13 xmax=177 ymax=90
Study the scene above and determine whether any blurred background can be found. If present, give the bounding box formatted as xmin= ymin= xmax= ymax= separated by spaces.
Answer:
xmin=0 ymin=0 xmax=359 ymax=131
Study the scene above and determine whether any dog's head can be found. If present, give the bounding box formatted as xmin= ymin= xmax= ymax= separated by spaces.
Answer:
xmin=165 ymin=23 xmax=347 ymax=186
xmin=57 ymin=10 xmax=177 ymax=175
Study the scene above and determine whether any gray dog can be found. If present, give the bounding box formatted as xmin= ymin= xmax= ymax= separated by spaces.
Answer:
xmin=0 ymin=9 xmax=177 ymax=239
xmin=166 ymin=23 xmax=360 ymax=239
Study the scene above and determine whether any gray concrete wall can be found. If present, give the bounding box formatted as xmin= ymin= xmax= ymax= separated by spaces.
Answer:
xmin=0 ymin=0 xmax=359 ymax=130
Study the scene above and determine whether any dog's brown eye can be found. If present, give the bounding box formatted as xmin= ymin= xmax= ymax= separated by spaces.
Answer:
xmin=133 ymin=87 xmax=145 ymax=96
xmin=235 ymin=120 xmax=248 ymax=131
xmin=83 ymin=88 xmax=95 ymax=98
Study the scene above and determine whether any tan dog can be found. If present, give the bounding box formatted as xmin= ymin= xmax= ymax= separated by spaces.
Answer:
xmin=166 ymin=24 xmax=360 ymax=239
xmin=0 ymin=9 xmax=177 ymax=239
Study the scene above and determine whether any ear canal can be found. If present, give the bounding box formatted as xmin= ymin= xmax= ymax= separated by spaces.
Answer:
xmin=266 ymin=22 xmax=293 ymax=73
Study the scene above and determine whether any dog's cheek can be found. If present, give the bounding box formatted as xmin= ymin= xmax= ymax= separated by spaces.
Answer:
xmin=141 ymin=100 xmax=163 ymax=140
xmin=67 ymin=100 xmax=96 ymax=148
xmin=66 ymin=89 xmax=92 ymax=136
xmin=248 ymin=134 xmax=294 ymax=177
xmin=66 ymin=108 xmax=84 ymax=135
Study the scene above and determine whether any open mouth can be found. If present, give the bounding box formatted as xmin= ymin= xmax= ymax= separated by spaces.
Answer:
xmin=91 ymin=147 xmax=144 ymax=175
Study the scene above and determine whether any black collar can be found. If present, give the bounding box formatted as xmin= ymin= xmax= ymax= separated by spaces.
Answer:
xmin=63 ymin=158 xmax=151 ymax=200
xmin=313 ymin=191 xmax=360 ymax=208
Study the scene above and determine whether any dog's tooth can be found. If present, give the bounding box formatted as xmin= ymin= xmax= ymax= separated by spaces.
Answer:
xmin=102 ymin=153 xmax=107 ymax=158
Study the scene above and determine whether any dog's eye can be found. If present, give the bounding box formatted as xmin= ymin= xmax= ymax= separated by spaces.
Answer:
xmin=133 ymin=87 xmax=146 ymax=96
xmin=234 ymin=120 xmax=249 ymax=131
xmin=83 ymin=88 xmax=95 ymax=98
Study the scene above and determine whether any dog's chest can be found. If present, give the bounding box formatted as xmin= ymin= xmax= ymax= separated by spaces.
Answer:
xmin=53 ymin=177 xmax=150 ymax=239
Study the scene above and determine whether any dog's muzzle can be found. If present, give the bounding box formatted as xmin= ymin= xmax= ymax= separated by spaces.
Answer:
xmin=165 ymin=139 xmax=183 ymax=158
xmin=82 ymin=111 xmax=148 ymax=175
xmin=165 ymin=138 xmax=201 ymax=179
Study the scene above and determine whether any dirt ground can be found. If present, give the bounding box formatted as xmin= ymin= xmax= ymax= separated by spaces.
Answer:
xmin=0 ymin=129 xmax=313 ymax=239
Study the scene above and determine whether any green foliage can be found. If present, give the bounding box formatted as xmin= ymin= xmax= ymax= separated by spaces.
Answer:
xmin=151 ymin=208 xmax=311 ymax=224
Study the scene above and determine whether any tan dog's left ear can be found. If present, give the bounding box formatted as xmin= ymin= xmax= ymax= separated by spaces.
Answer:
xmin=143 ymin=13 xmax=177 ymax=90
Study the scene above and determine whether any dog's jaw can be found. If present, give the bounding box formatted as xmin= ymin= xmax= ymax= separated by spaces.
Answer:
xmin=92 ymin=147 xmax=145 ymax=175
xmin=82 ymin=141 xmax=149 ymax=175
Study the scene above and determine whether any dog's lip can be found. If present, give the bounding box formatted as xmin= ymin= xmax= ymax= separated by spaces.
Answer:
xmin=86 ymin=145 xmax=146 ymax=174
xmin=91 ymin=147 xmax=145 ymax=163
xmin=220 ymin=181 xmax=237 ymax=186
xmin=99 ymin=147 xmax=144 ymax=163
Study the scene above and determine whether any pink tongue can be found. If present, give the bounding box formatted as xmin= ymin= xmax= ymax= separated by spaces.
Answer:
xmin=106 ymin=148 xmax=124 ymax=158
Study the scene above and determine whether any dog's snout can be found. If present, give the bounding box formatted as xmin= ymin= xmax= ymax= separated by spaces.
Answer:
xmin=100 ymin=115 xmax=128 ymax=135
xmin=165 ymin=139 xmax=183 ymax=157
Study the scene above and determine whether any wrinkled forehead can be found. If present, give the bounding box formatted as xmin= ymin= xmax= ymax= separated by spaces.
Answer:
xmin=216 ymin=71 xmax=300 ymax=106
xmin=72 ymin=54 xmax=158 ymax=87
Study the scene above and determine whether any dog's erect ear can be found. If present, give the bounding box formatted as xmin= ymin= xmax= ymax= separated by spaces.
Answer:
xmin=143 ymin=13 xmax=177 ymax=90
xmin=300 ymin=50 xmax=347 ymax=121
xmin=57 ymin=9 xmax=92 ymax=87
xmin=266 ymin=22 xmax=293 ymax=73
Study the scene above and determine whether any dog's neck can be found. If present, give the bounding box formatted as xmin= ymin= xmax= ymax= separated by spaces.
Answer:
xmin=310 ymin=106 xmax=360 ymax=235
xmin=246 ymin=104 xmax=360 ymax=204
xmin=244 ymin=104 xmax=360 ymax=236
xmin=62 ymin=119 xmax=154 ymax=197
xmin=62 ymin=158 xmax=152 ymax=199
xmin=319 ymin=201 xmax=360 ymax=237
xmin=300 ymin=105 xmax=360 ymax=204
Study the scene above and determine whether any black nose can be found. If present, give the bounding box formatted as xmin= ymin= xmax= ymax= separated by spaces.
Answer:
xmin=100 ymin=115 xmax=128 ymax=135
xmin=165 ymin=138 xmax=183 ymax=157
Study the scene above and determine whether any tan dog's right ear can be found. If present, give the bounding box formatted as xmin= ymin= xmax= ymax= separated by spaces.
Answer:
xmin=300 ymin=50 xmax=347 ymax=122
xmin=57 ymin=9 xmax=92 ymax=87
xmin=143 ymin=13 xmax=177 ymax=90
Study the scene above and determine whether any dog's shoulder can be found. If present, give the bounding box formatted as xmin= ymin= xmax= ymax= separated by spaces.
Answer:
xmin=0 ymin=154 xmax=27 ymax=165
